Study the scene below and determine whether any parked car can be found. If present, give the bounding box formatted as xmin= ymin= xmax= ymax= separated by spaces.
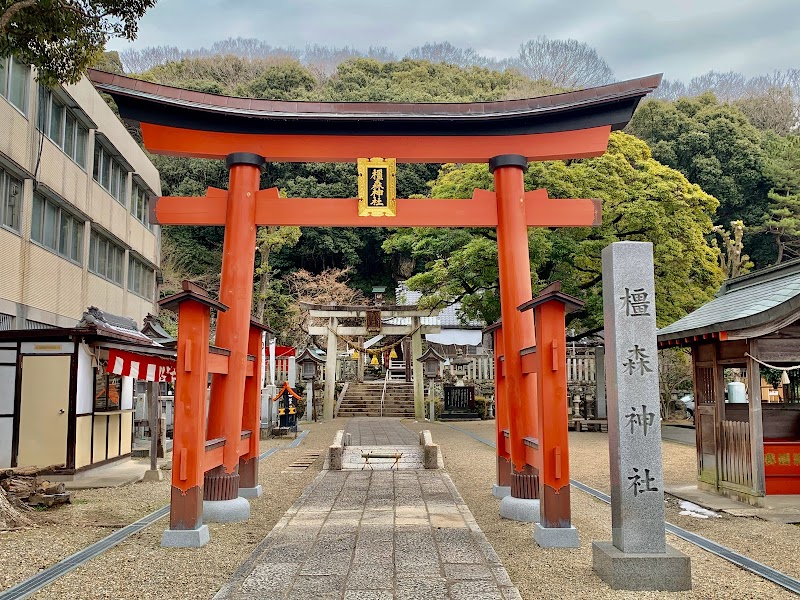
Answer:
xmin=678 ymin=394 xmax=694 ymax=420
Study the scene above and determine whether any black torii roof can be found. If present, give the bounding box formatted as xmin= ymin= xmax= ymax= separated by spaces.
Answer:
xmin=87 ymin=69 xmax=662 ymax=138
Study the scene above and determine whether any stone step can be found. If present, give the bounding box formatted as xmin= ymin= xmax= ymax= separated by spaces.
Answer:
xmin=340 ymin=396 xmax=412 ymax=400
xmin=339 ymin=404 xmax=413 ymax=408
xmin=337 ymin=413 xmax=415 ymax=418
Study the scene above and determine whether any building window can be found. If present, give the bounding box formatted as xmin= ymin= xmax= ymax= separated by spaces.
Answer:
xmin=88 ymin=229 xmax=125 ymax=285
xmin=94 ymin=366 xmax=122 ymax=411
xmin=131 ymin=183 xmax=150 ymax=227
xmin=93 ymin=143 xmax=127 ymax=205
xmin=37 ymin=86 xmax=89 ymax=168
xmin=0 ymin=57 xmax=30 ymax=115
xmin=0 ymin=169 xmax=22 ymax=232
xmin=128 ymin=255 xmax=154 ymax=299
xmin=30 ymin=194 xmax=83 ymax=263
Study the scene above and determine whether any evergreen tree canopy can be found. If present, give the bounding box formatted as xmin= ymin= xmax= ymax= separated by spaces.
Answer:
xmin=384 ymin=133 xmax=723 ymax=334
xmin=0 ymin=0 xmax=155 ymax=85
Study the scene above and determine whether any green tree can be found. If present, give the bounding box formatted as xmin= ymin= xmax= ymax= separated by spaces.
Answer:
xmin=93 ymin=50 xmax=123 ymax=74
xmin=236 ymin=61 xmax=317 ymax=100
xmin=711 ymin=220 xmax=752 ymax=279
xmin=0 ymin=0 xmax=156 ymax=85
xmin=384 ymin=132 xmax=724 ymax=334
xmin=762 ymin=134 xmax=800 ymax=262
xmin=255 ymin=225 xmax=301 ymax=323
xmin=627 ymin=93 xmax=775 ymax=265
xmin=316 ymin=58 xmax=560 ymax=102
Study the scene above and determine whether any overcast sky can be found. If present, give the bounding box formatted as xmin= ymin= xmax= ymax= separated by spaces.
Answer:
xmin=108 ymin=0 xmax=799 ymax=82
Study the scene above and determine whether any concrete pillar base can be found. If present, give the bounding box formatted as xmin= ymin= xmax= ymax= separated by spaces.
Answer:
xmin=499 ymin=495 xmax=540 ymax=522
xmin=161 ymin=525 xmax=210 ymax=548
xmin=202 ymin=497 xmax=250 ymax=523
xmin=239 ymin=485 xmax=262 ymax=498
xmin=142 ymin=469 xmax=164 ymax=482
xmin=492 ymin=484 xmax=511 ymax=499
xmin=533 ymin=523 xmax=580 ymax=548
xmin=592 ymin=541 xmax=692 ymax=591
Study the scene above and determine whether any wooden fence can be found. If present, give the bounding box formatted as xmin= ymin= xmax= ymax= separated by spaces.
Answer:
xmin=320 ymin=348 xmax=599 ymax=390
xmin=465 ymin=355 xmax=495 ymax=382
xmin=568 ymin=352 xmax=596 ymax=384
xmin=719 ymin=419 xmax=753 ymax=489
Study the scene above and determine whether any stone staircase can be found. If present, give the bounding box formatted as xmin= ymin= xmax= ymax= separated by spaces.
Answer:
xmin=336 ymin=381 xmax=415 ymax=417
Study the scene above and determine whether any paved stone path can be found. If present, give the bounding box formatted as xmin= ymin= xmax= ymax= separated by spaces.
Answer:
xmin=215 ymin=421 xmax=520 ymax=600
xmin=345 ymin=417 xmax=420 ymax=446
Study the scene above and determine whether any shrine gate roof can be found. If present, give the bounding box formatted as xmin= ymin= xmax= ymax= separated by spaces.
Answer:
xmin=87 ymin=70 xmax=661 ymax=163
xmin=88 ymin=70 xmax=660 ymax=137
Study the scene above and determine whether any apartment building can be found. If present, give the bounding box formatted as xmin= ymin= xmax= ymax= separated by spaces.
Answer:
xmin=0 ymin=56 xmax=161 ymax=330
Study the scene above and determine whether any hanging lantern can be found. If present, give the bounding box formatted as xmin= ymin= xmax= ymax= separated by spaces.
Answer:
xmin=389 ymin=347 xmax=398 ymax=359
xmin=370 ymin=353 xmax=379 ymax=366
xmin=781 ymin=370 xmax=791 ymax=385
xmin=352 ymin=349 xmax=360 ymax=360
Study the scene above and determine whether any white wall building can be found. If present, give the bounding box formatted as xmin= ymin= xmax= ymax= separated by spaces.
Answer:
xmin=0 ymin=56 xmax=161 ymax=330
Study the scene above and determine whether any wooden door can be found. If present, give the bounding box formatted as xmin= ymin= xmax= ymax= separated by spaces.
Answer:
xmin=695 ymin=365 xmax=718 ymax=486
xmin=17 ymin=355 xmax=70 ymax=468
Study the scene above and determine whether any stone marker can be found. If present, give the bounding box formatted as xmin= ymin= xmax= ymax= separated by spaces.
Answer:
xmin=592 ymin=242 xmax=691 ymax=591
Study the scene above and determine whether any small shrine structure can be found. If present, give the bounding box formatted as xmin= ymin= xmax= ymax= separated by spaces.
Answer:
xmin=658 ymin=259 xmax=800 ymax=503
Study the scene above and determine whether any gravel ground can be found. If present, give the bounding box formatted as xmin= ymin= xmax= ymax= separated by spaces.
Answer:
xmin=412 ymin=419 xmax=797 ymax=599
xmin=4 ymin=417 xmax=798 ymax=599
xmin=0 ymin=421 xmax=344 ymax=598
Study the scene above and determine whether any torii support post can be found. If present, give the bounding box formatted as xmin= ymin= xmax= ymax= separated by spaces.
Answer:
xmin=159 ymin=283 xmax=228 ymax=548
xmin=485 ymin=321 xmax=511 ymax=498
xmin=205 ymin=153 xmax=264 ymax=522
xmin=492 ymin=155 xmax=541 ymax=523
xmin=240 ymin=320 xmax=268 ymax=497
xmin=324 ymin=317 xmax=337 ymax=420
xmin=412 ymin=316 xmax=425 ymax=420
xmin=520 ymin=283 xmax=583 ymax=547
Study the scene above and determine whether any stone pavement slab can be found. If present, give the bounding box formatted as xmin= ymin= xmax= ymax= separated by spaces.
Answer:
xmin=214 ymin=469 xmax=520 ymax=600
xmin=342 ymin=446 xmax=425 ymax=470
xmin=345 ymin=418 xmax=420 ymax=446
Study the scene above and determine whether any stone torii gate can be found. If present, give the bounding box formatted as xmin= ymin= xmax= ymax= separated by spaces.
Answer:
xmin=89 ymin=69 xmax=660 ymax=546
xmin=304 ymin=302 xmax=442 ymax=419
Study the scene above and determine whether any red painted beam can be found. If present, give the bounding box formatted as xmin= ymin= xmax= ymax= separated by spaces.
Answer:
xmin=203 ymin=445 xmax=224 ymax=472
xmin=154 ymin=187 xmax=601 ymax=228
xmin=140 ymin=122 xmax=612 ymax=163
xmin=207 ymin=352 xmax=229 ymax=375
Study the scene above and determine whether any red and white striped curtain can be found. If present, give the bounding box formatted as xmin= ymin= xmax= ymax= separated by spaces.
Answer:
xmin=106 ymin=348 xmax=177 ymax=382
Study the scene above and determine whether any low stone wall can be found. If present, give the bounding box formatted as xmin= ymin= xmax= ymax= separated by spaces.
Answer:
xmin=420 ymin=430 xmax=440 ymax=469
xmin=328 ymin=430 xmax=350 ymax=470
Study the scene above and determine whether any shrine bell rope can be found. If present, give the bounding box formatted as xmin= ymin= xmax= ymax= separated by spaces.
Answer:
xmin=323 ymin=323 xmax=423 ymax=355
xmin=744 ymin=352 xmax=800 ymax=373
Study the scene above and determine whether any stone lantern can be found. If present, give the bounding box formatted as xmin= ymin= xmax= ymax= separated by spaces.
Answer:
xmin=417 ymin=347 xmax=445 ymax=421
xmin=451 ymin=349 xmax=472 ymax=387
xmin=296 ymin=348 xmax=324 ymax=421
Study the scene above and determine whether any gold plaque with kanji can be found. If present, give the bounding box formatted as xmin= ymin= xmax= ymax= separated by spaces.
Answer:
xmin=358 ymin=157 xmax=397 ymax=217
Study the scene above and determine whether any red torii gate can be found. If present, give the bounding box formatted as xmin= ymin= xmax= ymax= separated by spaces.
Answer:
xmin=89 ymin=70 xmax=660 ymax=547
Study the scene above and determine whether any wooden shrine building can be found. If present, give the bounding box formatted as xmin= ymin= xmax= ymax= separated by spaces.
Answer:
xmin=658 ymin=259 xmax=800 ymax=504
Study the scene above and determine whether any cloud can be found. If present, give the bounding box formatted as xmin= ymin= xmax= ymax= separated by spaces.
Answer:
xmin=110 ymin=0 xmax=799 ymax=82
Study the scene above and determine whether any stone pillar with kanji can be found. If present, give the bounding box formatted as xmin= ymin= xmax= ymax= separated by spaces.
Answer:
xmin=592 ymin=242 xmax=691 ymax=590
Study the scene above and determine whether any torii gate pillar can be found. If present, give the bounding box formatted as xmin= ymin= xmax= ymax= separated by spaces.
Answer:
xmin=203 ymin=153 xmax=264 ymax=522
xmin=492 ymin=155 xmax=541 ymax=522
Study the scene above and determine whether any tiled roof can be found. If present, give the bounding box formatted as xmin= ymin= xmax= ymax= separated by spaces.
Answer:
xmin=658 ymin=259 xmax=800 ymax=341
